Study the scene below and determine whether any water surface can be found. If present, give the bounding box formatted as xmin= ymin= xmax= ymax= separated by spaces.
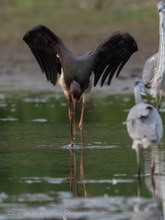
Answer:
xmin=0 ymin=92 xmax=165 ymax=219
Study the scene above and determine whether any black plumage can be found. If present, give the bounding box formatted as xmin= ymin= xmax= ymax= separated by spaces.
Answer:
xmin=23 ymin=24 xmax=138 ymax=147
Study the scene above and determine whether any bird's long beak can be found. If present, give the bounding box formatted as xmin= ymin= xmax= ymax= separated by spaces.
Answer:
xmin=140 ymin=91 xmax=149 ymax=98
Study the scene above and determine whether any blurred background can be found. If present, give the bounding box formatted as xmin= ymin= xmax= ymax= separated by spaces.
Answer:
xmin=0 ymin=0 xmax=160 ymax=92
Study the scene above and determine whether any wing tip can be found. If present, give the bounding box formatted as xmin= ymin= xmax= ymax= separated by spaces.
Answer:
xmin=111 ymin=31 xmax=138 ymax=53
xmin=23 ymin=24 xmax=47 ymax=42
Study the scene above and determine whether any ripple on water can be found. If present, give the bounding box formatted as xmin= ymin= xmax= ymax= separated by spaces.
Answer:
xmin=32 ymin=118 xmax=48 ymax=123
xmin=86 ymin=144 xmax=118 ymax=149
xmin=16 ymin=176 xmax=133 ymax=186
xmin=0 ymin=116 xmax=18 ymax=122
xmin=0 ymin=193 xmax=161 ymax=220
xmin=61 ymin=143 xmax=118 ymax=150
xmin=23 ymin=97 xmax=48 ymax=103
xmin=17 ymin=177 xmax=68 ymax=185
xmin=0 ymin=103 xmax=7 ymax=108
xmin=82 ymin=178 xmax=134 ymax=185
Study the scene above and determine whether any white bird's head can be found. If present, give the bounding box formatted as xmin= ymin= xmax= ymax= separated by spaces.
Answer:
xmin=158 ymin=1 xmax=165 ymax=12
xmin=134 ymin=79 xmax=147 ymax=97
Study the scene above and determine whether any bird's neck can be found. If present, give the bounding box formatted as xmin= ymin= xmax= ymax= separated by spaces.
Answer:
xmin=134 ymin=87 xmax=143 ymax=104
xmin=157 ymin=11 xmax=165 ymax=75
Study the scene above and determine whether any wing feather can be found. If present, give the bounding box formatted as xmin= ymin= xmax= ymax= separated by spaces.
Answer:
xmin=93 ymin=31 xmax=138 ymax=86
xmin=100 ymin=59 xmax=118 ymax=86
xmin=23 ymin=24 xmax=64 ymax=85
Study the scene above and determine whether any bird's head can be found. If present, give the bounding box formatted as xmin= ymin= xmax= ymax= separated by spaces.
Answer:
xmin=70 ymin=81 xmax=81 ymax=104
xmin=134 ymin=79 xmax=147 ymax=96
xmin=158 ymin=1 xmax=165 ymax=13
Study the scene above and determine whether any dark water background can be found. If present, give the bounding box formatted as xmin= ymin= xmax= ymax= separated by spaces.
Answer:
xmin=0 ymin=91 xmax=165 ymax=219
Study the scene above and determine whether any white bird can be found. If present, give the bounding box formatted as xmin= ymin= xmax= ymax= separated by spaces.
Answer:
xmin=125 ymin=79 xmax=163 ymax=176
xmin=142 ymin=1 xmax=165 ymax=109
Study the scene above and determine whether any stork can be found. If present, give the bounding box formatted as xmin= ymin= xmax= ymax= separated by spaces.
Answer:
xmin=23 ymin=24 xmax=137 ymax=147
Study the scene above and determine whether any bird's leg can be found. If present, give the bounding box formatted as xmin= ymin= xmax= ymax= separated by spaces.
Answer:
xmin=135 ymin=146 xmax=141 ymax=177
xmin=68 ymin=101 xmax=74 ymax=148
xmin=69 ymin=148 xmax=79 ymax=197
xmin=72 ymin=97 xmax=77 ymax=141
xmin=136 ymin=175 xmax=141 ymax=198
xmin=151 ymin=161 xmax=155 ymax=176
xmin=150 ymin=152 xmax=155 ymax=176
xmin=79 ymin=96 xmax=86 ymax=147
xmin=157 ymin=89 xmax=164 ymax=110
xmin=69 ymin=148 xmax=74 ymax=192
xmin=80 ymin=148 xmax=88 ymax=197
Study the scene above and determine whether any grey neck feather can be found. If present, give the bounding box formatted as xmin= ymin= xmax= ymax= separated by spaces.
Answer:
xmin=134 ymin=85 xmax=143 ymax=104
xmin=157 ymin=10 xmax=165 ymax=76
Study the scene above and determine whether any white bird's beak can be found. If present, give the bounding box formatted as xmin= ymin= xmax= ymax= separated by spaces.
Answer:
xmin=140 ymin=91 xmax=148 ymax=97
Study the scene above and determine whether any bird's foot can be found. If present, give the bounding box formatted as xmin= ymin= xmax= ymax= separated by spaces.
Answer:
xmin=70 ymin=137 xmax=75 ymax=148
xmin=137 ymin=166 xmax=141 ymax=177
xmin=151 ymin=162 xmax=155 ymax=176
xmin=70 ymin=142 xmax=74 ymax=149
xmin=79 ymin=123 xmax=84 ymax=148
xmin=156 ymin=103 xmax=161 ymax=112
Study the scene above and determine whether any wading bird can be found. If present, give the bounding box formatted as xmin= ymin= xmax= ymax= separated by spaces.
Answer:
xmin=23 ymin=24 xmax=137 ymax=147
xmin=125 ymin=80 xmax=163 ymax=176
xmin=142 ymin=1 xmax=165 ymax=109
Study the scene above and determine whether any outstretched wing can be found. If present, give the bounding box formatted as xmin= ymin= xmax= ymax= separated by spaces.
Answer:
xmin=23 ymin=24 xmax=65 ymax=85
xmin=93 ymin=31 xmax=138 ymax=87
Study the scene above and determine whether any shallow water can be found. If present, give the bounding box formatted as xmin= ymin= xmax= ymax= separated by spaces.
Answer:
xmin=0 ymin=91 xmax=165 ymax=220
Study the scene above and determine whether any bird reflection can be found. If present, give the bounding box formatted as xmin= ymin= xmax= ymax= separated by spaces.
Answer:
xmin=131 ymin=167 xmax=163 ymax=219
xmin=145 ymin=146 xmax=165 ymax=219
xmin=69 ymin=148 xmax=88 ymax=197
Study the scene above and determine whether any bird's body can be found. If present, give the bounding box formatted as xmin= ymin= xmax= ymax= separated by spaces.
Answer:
xmin=125 ymin=80 xmax=163 ymax=175
xmin=142 ymin=1 xmax=165 ymax=109
xmin=127 ymin=102 xmax=163 ymax=149
xmin=143 ymin=53 xmax=158 ymax=97
xmin=59 ymin=52 xmax=95 ymax=96
xmin=23 ymin=24 xmax=137 ymax=147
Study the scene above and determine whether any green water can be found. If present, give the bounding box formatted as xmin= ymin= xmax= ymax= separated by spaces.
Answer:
xmin=0 ymin=92 xmax=164 ymax=219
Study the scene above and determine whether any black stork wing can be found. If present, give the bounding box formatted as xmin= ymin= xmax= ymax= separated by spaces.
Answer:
xmin=23 ymin=24 xmax=65 ymax=85
xmin=93 ymin=31 xmax=138 ymax=87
